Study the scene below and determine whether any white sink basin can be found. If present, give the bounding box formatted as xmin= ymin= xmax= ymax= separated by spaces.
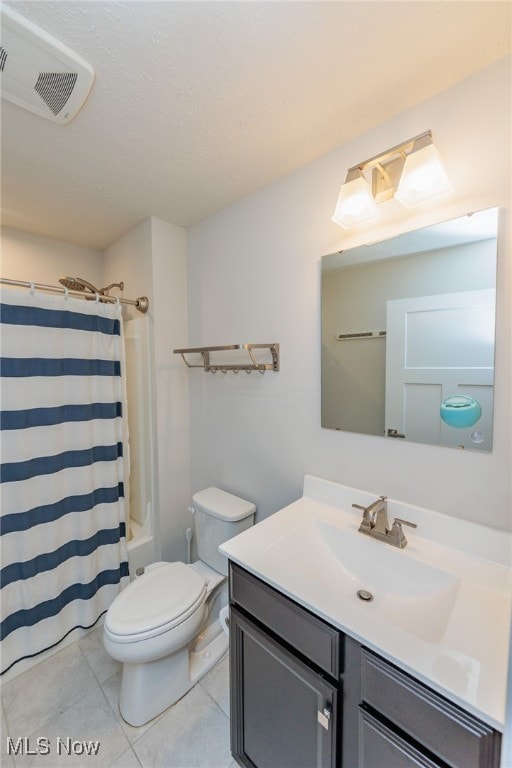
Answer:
xmin=269 ymin=520 xmax=460 ymax=643
xmin=220 ymin=475 xmax=512 ymax=728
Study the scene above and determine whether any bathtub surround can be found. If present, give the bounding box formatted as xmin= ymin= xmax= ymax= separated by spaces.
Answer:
xmin=0 ymin=288 xmax=129 ymax=676
xmin=103 ymin=217 xmax=190 ymax=566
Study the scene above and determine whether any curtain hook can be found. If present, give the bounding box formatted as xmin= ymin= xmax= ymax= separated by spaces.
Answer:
xmin=95 ymin=292 xmax=100 ymax=304
xmin=63 ymin=285 xmax=69 ymax=300
xmin=29 ymin=281 xmax=35 ymax=296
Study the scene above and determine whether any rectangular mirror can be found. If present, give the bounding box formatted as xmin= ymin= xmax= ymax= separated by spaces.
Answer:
xmin=321 ymin=208 xmax=498 ymax=451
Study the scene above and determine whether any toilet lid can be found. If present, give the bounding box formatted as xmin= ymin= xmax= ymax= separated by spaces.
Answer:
xmin=105 ymin=562 xmax=207 ymax=638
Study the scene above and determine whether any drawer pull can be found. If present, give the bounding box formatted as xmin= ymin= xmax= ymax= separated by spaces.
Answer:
xmin=318 ymin=705 xmax=331 ymax=731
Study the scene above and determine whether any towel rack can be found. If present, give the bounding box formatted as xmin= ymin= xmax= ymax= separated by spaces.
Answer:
xmin=336 ymin=331 xmax=386 ymax=340
xmin=173 ymin=343 xmax=280 ymax=374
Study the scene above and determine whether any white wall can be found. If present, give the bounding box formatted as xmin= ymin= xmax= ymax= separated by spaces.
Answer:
xmin=149 ymin=217 xmax=191 ymax=562
xmin=186 ymin=57 xmax=511 ymax=531
xmin=102 ymin=218 xmax=154 ymax=322
xmin=103 ymin=216 xmax=190 ymax=563
xmin=0 ymin=227 xmax=103 ymax=287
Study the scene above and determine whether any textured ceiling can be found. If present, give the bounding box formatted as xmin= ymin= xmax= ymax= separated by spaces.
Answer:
xmin=1 ymin=1 xmax=510 ymax=250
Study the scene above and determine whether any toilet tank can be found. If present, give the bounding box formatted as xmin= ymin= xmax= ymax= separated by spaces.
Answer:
xmin=192 ymin=487 xmax=255 ymax=575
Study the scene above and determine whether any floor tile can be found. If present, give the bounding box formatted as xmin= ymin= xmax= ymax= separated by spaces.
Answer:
xmin=2 ymin=635 xmax=235 ymax=768
xmin=109 ymin=747 xmax=142 ymax=767
xmin=132 ymin=684 xmax=232 ymax=768
xmin=1 ymin=644 xmax=98 ymax=737
xmin=10 ymin=688 xmax=129 ymax=767
xmin=199 ymin=655 xmax=229 ymax=717
xmin=79 ymin=627 xmax=121 ymax=684
xmin=1 ymin=702 xmax=15 ymax=768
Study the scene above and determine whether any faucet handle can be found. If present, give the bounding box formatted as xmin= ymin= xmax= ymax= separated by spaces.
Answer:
xmin=352 ymin=503 xmax=372 ymax=531
xmin=352 ymin=495 xmax=387 ymax=513
xmin=393 ymin=517 xmax=417 ymax=529
xmin=390 ymin=517 xmax=417 ymax=548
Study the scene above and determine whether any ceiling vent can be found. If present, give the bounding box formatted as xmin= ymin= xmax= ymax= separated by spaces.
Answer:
xmin=0 ymin=4 xmax=94 ymax=124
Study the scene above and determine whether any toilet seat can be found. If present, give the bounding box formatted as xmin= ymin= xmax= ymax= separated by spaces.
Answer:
xmin=104 ymin=562 xmax=207 ymax=643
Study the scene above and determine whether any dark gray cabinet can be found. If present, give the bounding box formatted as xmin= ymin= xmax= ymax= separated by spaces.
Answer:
xmin=230 ymin=608 xmax=338 ymax=768
xmin=358 ymin=708 xmax=444 ymax=768
xmin=229 ymin=563 xmax=344 ymax=768
xmin=360 ymin=649 xmax=501 ymax=768
xmin=229 ymin=563 xmax=502 ymax=768
xmin=230 ymin=561 xmax=342 ymax=678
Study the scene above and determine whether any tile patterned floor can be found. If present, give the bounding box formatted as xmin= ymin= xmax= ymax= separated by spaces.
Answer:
xmin=1 ymin=628 xmax=236 ymax=768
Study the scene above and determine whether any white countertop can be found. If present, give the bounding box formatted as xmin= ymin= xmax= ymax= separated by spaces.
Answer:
xmin=220 ymin=475 xmax=512 ymax=730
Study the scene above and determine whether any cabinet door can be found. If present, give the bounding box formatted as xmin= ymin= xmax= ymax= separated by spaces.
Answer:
xmin=359 ymin=708 xmax=444 ymax=768
xmin=230 ymin=608 xmax=338 ymax=768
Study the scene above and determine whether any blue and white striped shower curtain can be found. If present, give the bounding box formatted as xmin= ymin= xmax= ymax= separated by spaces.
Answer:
xmin=0 ymin=287 xmax=130 ymax=676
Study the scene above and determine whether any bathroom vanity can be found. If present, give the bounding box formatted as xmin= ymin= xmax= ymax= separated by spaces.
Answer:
xmin=229 ymin=563 xmax=500 ymax=768
xmin=220 ymin=475 xmax=511 ymax=768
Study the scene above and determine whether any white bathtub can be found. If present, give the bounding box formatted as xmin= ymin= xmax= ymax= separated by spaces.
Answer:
xmin=127 ymin=504 xmax=157 ymax=577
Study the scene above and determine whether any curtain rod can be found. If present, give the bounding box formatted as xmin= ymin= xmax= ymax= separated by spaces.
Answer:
xmin=0 ymin=277 xmax=149 ymax=314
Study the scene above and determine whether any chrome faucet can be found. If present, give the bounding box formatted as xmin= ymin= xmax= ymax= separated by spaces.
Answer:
xmin=352 ymin=496 xmax=417 ymax=548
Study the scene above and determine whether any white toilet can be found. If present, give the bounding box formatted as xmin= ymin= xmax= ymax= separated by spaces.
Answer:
xmin=103 ymin=487 xmax=255 ymax=726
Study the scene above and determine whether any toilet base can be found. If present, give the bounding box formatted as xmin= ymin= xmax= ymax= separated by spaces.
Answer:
xmin=189 ymin=619 xmax=228 ymax=685
xmin=118 ymin=617 xmax=229 ymax=727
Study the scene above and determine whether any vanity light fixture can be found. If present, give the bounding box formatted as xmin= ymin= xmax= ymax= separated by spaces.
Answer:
xmin=331 ymin=168 xmax=380 ymax=229
xmin=332 ymin=131 xmax=453 ymax=229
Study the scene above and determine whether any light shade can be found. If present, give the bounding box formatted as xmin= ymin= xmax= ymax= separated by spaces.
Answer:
xmin=331 ymin=170 xmax=380 ymax=229
xmin=395 ymin=140 xmax=453 ymax=208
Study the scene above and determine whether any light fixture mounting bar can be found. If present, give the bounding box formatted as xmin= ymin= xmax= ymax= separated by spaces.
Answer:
xmin=332 ymin=129 xmax=451 ymax=229
xmin=347 ymin=130 xmax=432 ymax=174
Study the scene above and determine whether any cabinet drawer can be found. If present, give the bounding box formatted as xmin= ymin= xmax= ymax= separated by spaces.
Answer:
xmin=229 ymin=563 xmax=342 ymax=678
xmin=361 ymin=649 xmax=500 ymax=768
xmin=359 ymin=707 xmax=444 ymax=768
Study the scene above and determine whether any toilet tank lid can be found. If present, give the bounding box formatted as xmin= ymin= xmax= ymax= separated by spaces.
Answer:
xmin=193 ymin=487 xmax=256 ymax=521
